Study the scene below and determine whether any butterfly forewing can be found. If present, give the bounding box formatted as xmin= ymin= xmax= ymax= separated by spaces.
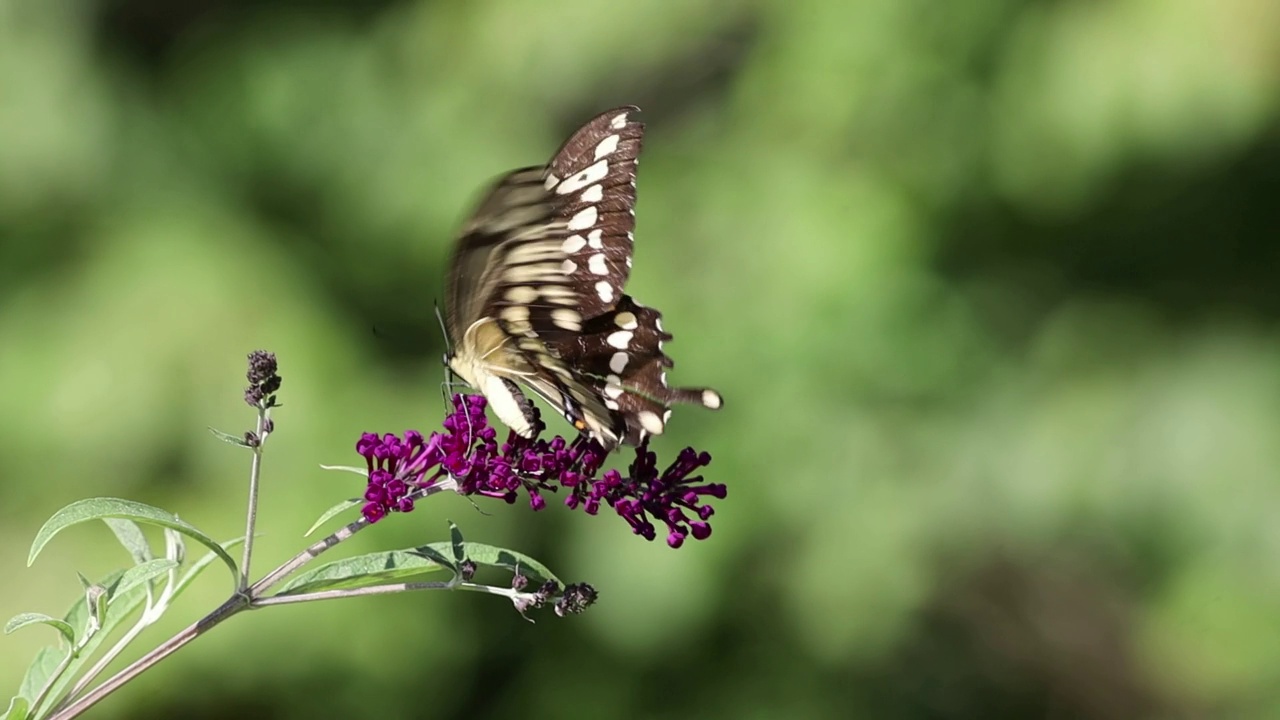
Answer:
xmin=542 ymin=106 xmax=643 ymax=323
xmin=445 ymin=167 xmax=563 ymax=342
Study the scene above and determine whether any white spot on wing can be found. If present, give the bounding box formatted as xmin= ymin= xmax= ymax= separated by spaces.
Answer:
xmin=607 ymin=330 xmax=632 ymax=349
xmin=580 ymin=184 xmax=603 ymax=203
xmin=595 ymin=280 xmax=614 ymax=303
xmin=506 ymin=241 xmax=562 ymax=265
xmin=562 ymin=235 xmax=587 ymax=253
xmin=605 ymin=399 xmax=619 ymax=410
xmin=540 ymin=285 xmax=575 ymax=301
xmin=551 ymin=308 xmax=581 ymax=331
xmin=505 ymin=286 xmax=538 ymax=304
xmin=588 ymin=254 xmax=609 ymax=275
xmin=501 ymin=306 xmax=529 ymax=323
xmin=543 ymin=173 xmax=560 ymax=190
xmin=594 ymin=134 xmax=620 ymax=159
xmin=638 ymin=410 xmax=664 ymax=435
xmin=609 ymin=351 xmax=628 ymax=373
xmin=604 ymin=375 xmax=624 ymax=399
xmin=505 ymin=264 xmax=561 ymax=284
xmin=560 ymin=259 xmax=577 ymax=274
xmin=702 ymin=389 xmax=723 ymax=409
xmin=614 ymin=311 xmax=638 ymax=329
xmin=568 ymin=206 xmax=597 ymax=231
xmin=587 ymin=229 xmax=604 ymax=249
xmin=610 ymin=113 xmax=628 ymax=129
xmin=556 ymin=159 xmax=609 ymax=195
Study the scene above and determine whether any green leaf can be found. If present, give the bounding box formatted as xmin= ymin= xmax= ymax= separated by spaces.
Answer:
xmin=85 ymin=585 xmax=108 ymax=635
xmin=423 ymin=541 xmax=561 ymax=588
xmin=3 ymin=696 xmax=30 ymax=720
xmin=275 ymin=550 xmax=451 ymax=595
xmin=163 ymin=527 xmax=186 ymax=565
xmin=412 ymin=544 xmax=456 ymax=571
xmin=28 ymin=498 xmax=237 ymax=586
xmin=304 ymin=498 xmax=362 ymax=537
xmin=113 ymin=559 xmax=178 ymax=599
xmin=318 ymin=463 xmax=369 ymax=476
xmin=18 ymin=569 xmax=153 ymax=715
xmin=3 ymin=614 xmax=74 ymax=644
xmin=448 ymin=521 xmax=466 ymax=564
xmin=103 ymin=519 xmax=152 ymax=565
xmin=172 ymin=536 xmax=246 ymax=600
xmin=16 ymin=646 xmax=64 ymax=714
xmin=207 ymin=427 xmax=251 ymax=448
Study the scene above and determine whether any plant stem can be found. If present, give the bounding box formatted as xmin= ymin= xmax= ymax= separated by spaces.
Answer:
xmin=55 ymin=603 xmax=160 ymax=713
xmin=250 ymin=518 xmax=368 ymax=596
xmin=251 ymin=580 xmax=527 ymax=607
xmin=252 ymin=580 xmax=454 ymax=606
xmin=47 ymin=595 xmax=249 ymax=720
xmin=48 ymin=478 xmax=458 ymax=718
xmin=250 ymin=480 xmax=454 ymax=596
xmin=239 ymin=409 xmax=269 ymax=592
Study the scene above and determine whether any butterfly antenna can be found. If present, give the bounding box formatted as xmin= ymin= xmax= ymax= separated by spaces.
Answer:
xmin=435 ymin=300 xmax=457 ymax=406
xmin=434 ymin=300 xmax=451 ymax=356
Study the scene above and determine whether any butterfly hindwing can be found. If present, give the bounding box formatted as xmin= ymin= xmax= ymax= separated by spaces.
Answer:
xmin=547 ymin=295 xmax=722 ymax=446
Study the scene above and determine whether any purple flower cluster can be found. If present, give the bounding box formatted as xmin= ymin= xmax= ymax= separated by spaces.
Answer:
xmin=356 ymin=394 xmax=726 ymax=548
xmin=244 ymin=350 xmax=281 ymax=408
xmin=356 ymin=430 xmax=440 ymax=523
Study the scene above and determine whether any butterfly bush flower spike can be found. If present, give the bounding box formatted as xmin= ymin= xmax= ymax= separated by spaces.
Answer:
xmin=244 ymin=350 xmax=281 ymax=408
xmin=356 ymin=394 xmax=726 ymax=548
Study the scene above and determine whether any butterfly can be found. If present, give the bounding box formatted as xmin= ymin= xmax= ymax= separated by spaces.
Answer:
xmin=442 ymin=106 xmax=722 ymax=451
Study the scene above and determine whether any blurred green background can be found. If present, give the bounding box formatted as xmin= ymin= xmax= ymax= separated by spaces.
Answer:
xmin=2 ymin=0 xmax=1279 ymax=717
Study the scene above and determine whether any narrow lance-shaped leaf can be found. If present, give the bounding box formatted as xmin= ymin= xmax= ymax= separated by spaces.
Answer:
xmin=28 ymin=498 xmax=237 ymax=586
xmin=113 ymin=559 xmax=179 ymax=600
xmin=275 ymin=551 xmax=450 ymax=595
xmin=85 ymin=585 xmax=108 ymax=635
xmin=449 ymin=521 xmax=466 ymax=564
xmin=318 ymin=463 xmax=368 ymax=476
xmin=411 ymin=545 xmax=457 ymax=573
xmin=17 ymin=569 xmax=152 ymax=713
xmin=103 ymin=519 xmax=152 ymax=565
xmin=163 ymin=527 xmax=186 ymax=565
xmin=3 ymin=614 xmax=75 ymax=645
xmin=16 ymin=644 xmax=66 ymax=713
xmin=3 ymin=695 xmax=30 ymax=720
xmin=207 ymin=426 xmax=252 ymax=448
xmin=421 ymin=541 xmax=561 ymax=588
xmin=304 ymin=498 xmax=362 ymax=538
